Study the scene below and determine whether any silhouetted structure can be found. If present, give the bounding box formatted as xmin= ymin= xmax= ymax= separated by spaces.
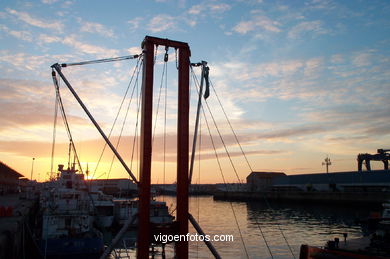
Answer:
xmin=358 ymin=149 xmax=390 ymax=171
xmin=246 ymin=171 xmax=286 ymax=191
xmin=0 ymin=161 xmax=24 ymax=194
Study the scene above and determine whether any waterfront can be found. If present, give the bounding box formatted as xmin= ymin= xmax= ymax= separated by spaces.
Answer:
xmin=113 ymin=195 xmax=369 ymax=258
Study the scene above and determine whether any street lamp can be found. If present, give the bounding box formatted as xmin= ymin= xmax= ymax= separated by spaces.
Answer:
xmin=30 ymin=157 xmax=35 ymax=181
xmin=322 ymin=156 xmax=331 ymax=174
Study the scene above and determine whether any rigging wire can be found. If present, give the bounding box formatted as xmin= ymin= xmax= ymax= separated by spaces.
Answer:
xmin=190 ymin=67 xmax=249 ymax=259
xmin=163 ymin=52 xmax=168 ymax=193
xmin=254 ymin=215 xmax=274 ymax=258
xmin=263 ymin=197 xmax=296 ymax=258
xmin=52 ymin=70 xmax=83 ymax=174
xmin=152 ymin=47 xmax=169 ymax=188
xmin=61 ymin=54 xmax=140 ymax=67
xmin=198 ymin=69 xmax=296 ymax=259
xmin=105 ymin=57 xmax=142 ymax=181
xmin=51 ymin=70 xmax=102 ymax=216
xmin=190 ymin=67 xmax=242 ymax=184
xmin=91 ymin=56 xmax=142 ymax=179
xmin=209 ymin=77 xmax=296 ymax=259
xmin=209 ymin=79 xmax=253 ymax=173
xmin=50 ymin=74 xmax=59 ymax=180
xmin=130 ymin=85 xmax=142 ymax=179
xmin=196 ymin=114 xmax=202 ymax=259
xmin=152 ymin=59 xmax=167 ymax=144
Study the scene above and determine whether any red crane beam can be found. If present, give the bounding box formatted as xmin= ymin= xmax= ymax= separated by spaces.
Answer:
xmin=137 ymin=36 xmax=190 ymax=259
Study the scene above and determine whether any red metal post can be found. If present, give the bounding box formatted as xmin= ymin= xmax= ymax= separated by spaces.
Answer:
xmin=176 ymin=45 xmax=190 ymax=259
xmin=137 ymin=38 xmax=154 ymax=259
xmin=137 ymin=36 xmax=190 ymax=258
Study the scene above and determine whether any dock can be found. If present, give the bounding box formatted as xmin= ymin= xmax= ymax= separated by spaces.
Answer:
xmin=0 ymin=193 xmax=39 ymax=259
xmin=213 ymin=190 xmax=390 ymax=205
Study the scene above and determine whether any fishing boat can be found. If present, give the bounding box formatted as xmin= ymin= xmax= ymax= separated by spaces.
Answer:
xmin=300 ymin=201 xmax=390 ymax=259
xmin=89 ymin=190 xmax=115 ymax=228
xmin=113 ymin=199 xmax=174 ymax=226
xmin=38 ymin=164 xmax=105 ymax=259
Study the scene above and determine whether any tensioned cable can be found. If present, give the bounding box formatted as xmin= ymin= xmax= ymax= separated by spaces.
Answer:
xmin=199 ymin=70 xmax=295 ymax=259
xmin=209 ymin=80 xmax=253 ymax=173
xmin=152 ymin=60 xmax=167 ymax=144
xmin=50 ymin=75 xmax=59 ymax=180
xmin=254 ymin=214 xmax=274 ymax=258
xmin=130 ymin=81 xmax=142 ymax=179
xmin=206 ymin=77 xmax=274 ymax=258
xmin=91 ymin=56 xmax=142 ymax=179
xmin=52 ymin=71 xmax=83 ymax=174
xmin=210 ymin=77 xmax=295 ymax=258
xmin=163 ymin=55 xmax=168 ymax=192
xmin=190 ymin=67 xmax=242 ymax=184
xmin=200 ymin=97 xmax=249 ymax=259
xmin=60 ymin=54 xmax=140 ymax=67
xmin=105 ymin=62 xmax=142 ymax=181
xmin=52 ymin=70 xmax=102 ymax=216
xmin=196 ymin=114 xmax=202 ymax=258
xmin=152 ymin=48 xmax=169 ymax=187
xmin=263 ymin=196 xmax=296 ymax=258
xmin=190 ymin=68 xmax=249 ymax=259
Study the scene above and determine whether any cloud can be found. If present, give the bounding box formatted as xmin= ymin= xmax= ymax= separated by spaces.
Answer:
xmin=38 ymin=34 xmax=61 ymax=44
xmin=0 ymin=78 xmax=88 ymax=134
xmin=0 ymin=51 xmax=48 ymax=71
xmin=6 ymin=8 xmax=64 ymax=32
xmin=304 ymin=57 xmax=323 ymax=77
xmin=288 ymin=20 xmax=328 ymax=39
xmin=331 ymin=54 xmax=344 ymax=64
xmin=63 ymin=35 xmax=119 ymax=57
xmin=127 ymin=17 xmax=143 ymax=31
xmin=188 ymin=3 xmax=231 ymax=15
xmin=233 ymin=15 xmax=281 ymax=34
xmin=41 ymin=0 xmax=59 ymax=4
xmin=186 ymin=2 xmax=231 ymax=27
xmin=352 ymin=52 xmax=373 ymax=67
xmin=79 ymin=20 xmax=115 ymax=38
xmin=0 ymin=24 xmax=33 ymax=42
xmin=147 ymin=14 xmax=177 ymax=33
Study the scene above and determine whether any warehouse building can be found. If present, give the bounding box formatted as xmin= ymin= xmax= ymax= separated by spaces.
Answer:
xmin=0 ymin=162 xmax=24 ymax=195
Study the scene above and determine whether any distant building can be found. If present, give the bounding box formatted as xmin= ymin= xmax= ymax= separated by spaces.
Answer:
xmin=273 ymin=169 xmax=390 ymax=192
xmin=0 ymin=161 xmax=24 ymax=194
xmin=87 ymin=178 xmax=137 ymax=196
xmin=246 ymin=171 xmax=286 ymax=191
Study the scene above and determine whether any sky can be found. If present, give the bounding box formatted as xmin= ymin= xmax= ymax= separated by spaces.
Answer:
xmin=0 ymin=0 xmax=389 ymax=184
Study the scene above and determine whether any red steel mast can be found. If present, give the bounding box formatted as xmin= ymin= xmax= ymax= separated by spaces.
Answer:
xmin=137 ymin=36 xmax=191 ymax=259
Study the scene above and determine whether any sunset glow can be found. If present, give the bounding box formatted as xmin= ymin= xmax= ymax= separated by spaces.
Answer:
xmin=0 ymin=0 xmax=389 ymax=183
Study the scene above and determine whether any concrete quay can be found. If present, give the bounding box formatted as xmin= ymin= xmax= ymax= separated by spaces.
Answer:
xmin=213 ymin=190 xmax=390 ymax=205
xmin=0 ymin=193 xmax=39 ymax=259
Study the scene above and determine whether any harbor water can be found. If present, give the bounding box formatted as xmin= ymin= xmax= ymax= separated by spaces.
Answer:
xmin=114 ymin=195 xmax=370 ymax=258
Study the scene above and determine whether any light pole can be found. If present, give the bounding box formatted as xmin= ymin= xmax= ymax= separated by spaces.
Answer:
xmin=322 ymin=156 xmax=331 ymax=174
xmin=30 ymin=157 xmax=35 ymax=181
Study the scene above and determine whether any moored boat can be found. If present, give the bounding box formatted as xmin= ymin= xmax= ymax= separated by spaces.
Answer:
xmin=113 ymin=198 xmax=174 ymax=226
xmin=37 ymin=164 xmax=105 ymax=258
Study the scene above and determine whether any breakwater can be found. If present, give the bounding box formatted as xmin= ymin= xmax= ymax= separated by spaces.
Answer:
xmin=213 ymin=191 xmax=390 ymax=205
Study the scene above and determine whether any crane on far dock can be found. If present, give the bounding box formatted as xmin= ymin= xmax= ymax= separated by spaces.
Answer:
xmin=357 ymin=148 xmax=390 ymax=171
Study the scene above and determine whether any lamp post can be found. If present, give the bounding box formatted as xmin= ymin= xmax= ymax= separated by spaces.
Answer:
xmin=30 ymin=157 xmax=35 ymax=181
xmin=322 ymin=156 xmax=331 ymax=174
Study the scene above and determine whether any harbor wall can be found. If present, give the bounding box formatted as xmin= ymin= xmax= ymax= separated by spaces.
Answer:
xmin=0 ymin=194 xmax=39 ymax=259
xmin=213 ymin=190 xmax=390 ymax=205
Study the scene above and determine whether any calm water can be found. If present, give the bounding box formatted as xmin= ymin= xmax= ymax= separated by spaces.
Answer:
xmin=114 ymin=195 xmax=372 ymax=259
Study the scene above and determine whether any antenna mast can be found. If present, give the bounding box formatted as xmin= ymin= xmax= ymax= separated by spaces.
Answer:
xmin=322 ymin=156 xmax=332 ymax=174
